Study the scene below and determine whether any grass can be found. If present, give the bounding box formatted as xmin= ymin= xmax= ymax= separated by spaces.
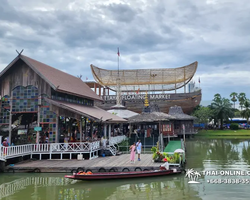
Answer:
xmin=197 ymin=129 xmax=250 ymax=137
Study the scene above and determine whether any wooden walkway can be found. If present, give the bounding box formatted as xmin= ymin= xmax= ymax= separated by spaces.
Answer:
xmin=6 ymin=154 xmax=167 ymax=173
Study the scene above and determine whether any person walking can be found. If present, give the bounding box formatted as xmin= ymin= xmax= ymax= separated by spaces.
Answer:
xmin=136 ymin=140 xmax=142 ymax=161
xmin=129 ymin=142 xmax=136 ymax=163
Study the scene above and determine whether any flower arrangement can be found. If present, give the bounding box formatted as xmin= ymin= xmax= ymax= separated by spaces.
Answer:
xmin=151 ymin=144 xmax=181 ymax=163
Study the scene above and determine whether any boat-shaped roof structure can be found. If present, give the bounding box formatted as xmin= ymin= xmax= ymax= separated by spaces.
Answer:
xmin=90 ymin=61 xmax=198 ymax=92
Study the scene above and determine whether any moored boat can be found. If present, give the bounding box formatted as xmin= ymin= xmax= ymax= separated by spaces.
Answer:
xmin=64 ymin=168 xmax=181 ymax=180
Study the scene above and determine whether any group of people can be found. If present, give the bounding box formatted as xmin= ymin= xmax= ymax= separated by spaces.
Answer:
xmin=129 ymin=140 xmax=142 ymax=163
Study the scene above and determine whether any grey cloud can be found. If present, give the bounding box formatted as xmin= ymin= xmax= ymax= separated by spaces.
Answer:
xmin=100 ymin=3 xmax=138 ymax=23
xmin=0 ymin=0 xmax=250 ymax=102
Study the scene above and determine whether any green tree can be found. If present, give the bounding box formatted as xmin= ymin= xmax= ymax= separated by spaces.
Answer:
xmin=238 ymin=92 xmax=246 ymax=110
xmin=230 ymin=92 xmax=238 ymax=109
xmin=233 ymin=108 xmax=241 ymax=118
xmin=241 ymin=99 xmax=250 ymax=126
xmin=192 ymin=106 xmax=213 ymax=126
xmin=210 ymin=93 xmax=234 ymax=129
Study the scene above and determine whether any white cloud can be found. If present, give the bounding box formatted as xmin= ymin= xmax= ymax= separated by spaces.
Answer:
xmin=0 ymin=0 xmax=250 ymax=102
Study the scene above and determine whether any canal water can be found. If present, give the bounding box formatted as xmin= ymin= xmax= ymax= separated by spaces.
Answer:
xmin=1 ymin=138 xmax=250 ymax=200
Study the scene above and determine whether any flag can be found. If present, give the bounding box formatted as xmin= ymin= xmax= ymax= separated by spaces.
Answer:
xmin=117 ymin=48 xmax=120 ymax=57
xmin=198 ymin=77 xmax=200 ymax=83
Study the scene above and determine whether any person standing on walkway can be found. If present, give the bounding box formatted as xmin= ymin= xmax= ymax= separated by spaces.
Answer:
xmin=136 ymin=140 xmax=142 ymax=161
xmin=64 ymin=134 xmax=69 ymax=151
xmin=2 ymin=138 xmax=9 ymax=155
xmin=129 ymin=142 xmax=136 ymax=163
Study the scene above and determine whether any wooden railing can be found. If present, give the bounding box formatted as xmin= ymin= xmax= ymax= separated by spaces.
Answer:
xmin=0 ymin=136 xmax=126 ymax=161
xmin=109 ymin=135 xmax=126 ymax=146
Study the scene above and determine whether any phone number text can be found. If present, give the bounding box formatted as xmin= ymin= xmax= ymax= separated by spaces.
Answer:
xmin=207 ymin=179 xmax=250 ymax=184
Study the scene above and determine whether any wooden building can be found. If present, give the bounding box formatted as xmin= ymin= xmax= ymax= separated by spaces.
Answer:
xmin=0 ymin=54 xmax=126 ymax=143
xmin=168 ymin=105 xmax=196 ymax=136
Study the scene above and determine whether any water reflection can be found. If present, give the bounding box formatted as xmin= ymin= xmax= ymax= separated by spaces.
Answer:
xmin=0 ymin=174 xmax=203 ymax=200
xmin=1 ymin=139 xmax=250 ymax=200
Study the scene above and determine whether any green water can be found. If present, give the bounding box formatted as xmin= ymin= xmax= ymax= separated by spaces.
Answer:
xmin=1 ymin=138 xmax=250 ymax=200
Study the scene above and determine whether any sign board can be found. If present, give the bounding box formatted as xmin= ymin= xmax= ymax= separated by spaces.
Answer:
xmin=18 ymin=130 xmax=27 ymax=135
xmin=103 ymin=94 xmax=171 ymax=101
xmin=34 ymin=127 xmax=42 ymax=132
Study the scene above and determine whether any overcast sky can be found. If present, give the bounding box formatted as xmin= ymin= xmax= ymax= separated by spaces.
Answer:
xmin=0 ymin=0 xmax=250 ymax=104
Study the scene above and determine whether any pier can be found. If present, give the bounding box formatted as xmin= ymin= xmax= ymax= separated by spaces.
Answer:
xmin=5 ymin=154 xmax=168 ymax=173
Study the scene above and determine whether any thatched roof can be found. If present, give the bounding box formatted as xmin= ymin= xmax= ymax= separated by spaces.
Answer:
xmin=168 ymin=105 xmax=196 ymax=120
xmin=128 ymin=111 xmax=175 ymax=123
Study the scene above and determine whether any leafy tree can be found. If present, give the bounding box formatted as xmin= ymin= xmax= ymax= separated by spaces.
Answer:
xmin=192 ymin=106 xmax=213 ymax=126
xmin=233 ymin=108 xmax=241 ymax=118
xmin=238 ymin=93 xmax=246 ymax=110
xmin=210 ymin=93 xmax=234 ymax=129
xmin=241 ymin=99 xmax=250 ymax=126
xmin=230 ymin=92 xmax=238 ymax=109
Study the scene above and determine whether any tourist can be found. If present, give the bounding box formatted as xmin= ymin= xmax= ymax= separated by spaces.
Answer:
xmin=2 ymin=138 xmax=9 ymax=147
xmin=129 ymin=142 xmax=136 ymax=163
xmin=64 ymin=134 xmax=69 ymax=150
xmin=136 ymin=140 xmax=142 ymax=161
xmin=2 ymin=138 xmax=9 ymax=155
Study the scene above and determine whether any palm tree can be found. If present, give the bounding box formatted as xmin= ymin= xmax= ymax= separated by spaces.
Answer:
xmin=241 ymin=99 xmax=250 ymax=127
xmin=185 ymin=168 xmax=195 ymax=181
xmin=210 ymin=94 xmax=234 ymax=129
xmin=230 ymin=92 xmax=238 ymax=109
xmin=194 ymin=171 xmax=201 ymax=181
xmin=238 ymin=93 xmax=246 ymax=110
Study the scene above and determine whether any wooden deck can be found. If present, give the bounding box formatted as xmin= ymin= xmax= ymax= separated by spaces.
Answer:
xmin=6 ymin=154 xmax=169 ymax=173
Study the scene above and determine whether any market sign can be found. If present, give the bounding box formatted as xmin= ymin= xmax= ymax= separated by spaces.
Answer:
xmin=34 ymin=127 xmax=42 ymax=131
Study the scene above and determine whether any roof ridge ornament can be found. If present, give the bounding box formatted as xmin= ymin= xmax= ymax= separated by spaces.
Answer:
xmin=16 ymin=49 xmax=24 ymax=56
xmin=143 ymin=91 xmax=151 ymax=113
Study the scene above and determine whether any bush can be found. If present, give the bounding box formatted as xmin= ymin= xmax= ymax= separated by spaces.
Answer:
xmin=230 ymin=123 xmax=239 ymax=130
xmin=118 ymin=139 xmax=129 ymax=151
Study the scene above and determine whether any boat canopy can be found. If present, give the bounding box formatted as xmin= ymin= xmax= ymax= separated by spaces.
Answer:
xmin=90 ymin=61 xmax=198 ymax=92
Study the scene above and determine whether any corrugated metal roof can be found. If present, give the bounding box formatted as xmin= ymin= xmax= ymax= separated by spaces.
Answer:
xmin=46 ymin=98 xmax=127 ymax=123
xmin=0 ymin=54 xmax=102 ymax=101
xmin=21 ymin=55 xmax=102 ymax=101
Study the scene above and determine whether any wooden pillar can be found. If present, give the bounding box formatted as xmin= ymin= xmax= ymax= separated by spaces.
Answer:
xmin=55 ymin=115 xmax=59 ymax=143
xmin=175 ymin=68 xmax=177 ymax=94
xmin=8 ymin=94 xmax=12 ymax=144
xmin=184 ymin=68 xmax=186 ymax=93
xmin=0 ymin=161 xmax=5 ymax=172
xmin=90 ymin=121 xmax=93 ymax=140
xmin=94 ymin=83 xmax=96 ymax=94
xmin=103 ymin=87 xmax=106 ymax=96
xmin=80 ymin=119 xmax=83 ymax=142
xmin=85 ymin=117 xmax=87 ymax=138
xmin=99 ymin=85 xmax=101 ymax=97
xmin=36 ymin=105 xmax=41 ymax=144
xmin=104 ymin=123 xmax=107 ymax=138
xmin=108 ymin=124 xmax=111 ymax=139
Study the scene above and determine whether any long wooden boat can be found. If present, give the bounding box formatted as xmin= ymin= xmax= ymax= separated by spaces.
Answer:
xmin=64 ymin=169 xmax=181 ymax=180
